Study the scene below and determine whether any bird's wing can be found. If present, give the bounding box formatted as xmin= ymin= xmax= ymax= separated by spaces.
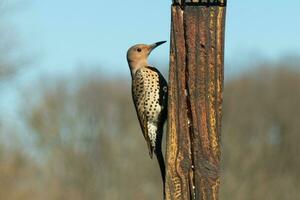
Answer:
xmin=132 ymin=70 xmax=154 ymax=158
xmin=147 ymin=66 xmax=168 ymax=112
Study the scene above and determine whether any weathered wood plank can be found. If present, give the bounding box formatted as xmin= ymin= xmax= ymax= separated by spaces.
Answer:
xmin=185 ymin=6 xmax=225 ymax=200
xmin=166 ymin=5 xmax=191 ymax=200
xmin=166 ymin=2 xmax=226 ymax=200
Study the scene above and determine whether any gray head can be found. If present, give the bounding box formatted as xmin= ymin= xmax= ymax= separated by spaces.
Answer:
xmin=127 ymin=41 xmax=166 ymax=77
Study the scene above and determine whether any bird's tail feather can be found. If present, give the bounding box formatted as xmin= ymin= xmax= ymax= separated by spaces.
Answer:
xmin=155 ymin=148 xmax=165 ymax=199
xmin=155 ymin=123 xmax=166 ymax=199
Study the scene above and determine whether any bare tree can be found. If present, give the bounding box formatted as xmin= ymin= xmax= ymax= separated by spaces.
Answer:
xmin=1 ymin=60 xmax=299 ymax=200
xmin=0 ymin=0 xmax=28 ymax=80
xmin=220 ymin=66 xmax=300 ymax=200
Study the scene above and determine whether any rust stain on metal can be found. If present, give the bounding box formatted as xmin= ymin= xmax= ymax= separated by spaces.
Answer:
xmin=172 ymin=0 xmax=227 ymax=7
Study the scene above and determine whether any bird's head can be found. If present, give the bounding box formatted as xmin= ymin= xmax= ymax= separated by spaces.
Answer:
xmin=127 ymin=41 xmax=166 ymax=77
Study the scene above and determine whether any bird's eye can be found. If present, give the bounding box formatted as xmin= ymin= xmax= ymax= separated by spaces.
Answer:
xmin=137 ymin=48 xmax=142 ymax=52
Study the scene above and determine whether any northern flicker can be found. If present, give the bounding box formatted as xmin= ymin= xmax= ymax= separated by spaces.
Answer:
xmin=127 ymin=41 xmax=168 ymax=187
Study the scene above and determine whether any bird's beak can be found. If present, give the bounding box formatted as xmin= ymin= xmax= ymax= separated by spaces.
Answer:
xmin=149 ymin=41 xmax=167 ymax=52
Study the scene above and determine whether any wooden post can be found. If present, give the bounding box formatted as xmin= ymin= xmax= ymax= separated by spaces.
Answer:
xmin=166 ymin=1 xmax=226 ymax=199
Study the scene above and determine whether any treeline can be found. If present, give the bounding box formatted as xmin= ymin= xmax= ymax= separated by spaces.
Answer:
xmin=0 ymin=64 xmax=299 ymax=200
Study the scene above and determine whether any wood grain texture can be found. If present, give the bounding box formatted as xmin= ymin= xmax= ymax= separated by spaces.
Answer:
xmin=166 ymin=3 xmax=226 ymax=200
xmin=166 ymin=6 xmax=191 ymax=200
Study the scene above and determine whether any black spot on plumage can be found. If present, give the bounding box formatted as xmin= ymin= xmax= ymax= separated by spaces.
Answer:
xmin=131 ymin=67 xmax=167 ymax=161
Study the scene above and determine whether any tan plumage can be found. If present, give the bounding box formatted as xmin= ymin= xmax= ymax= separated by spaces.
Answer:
xmin=132 ymin=66 xmax=167 ymax=158
xmin=127 ymin=41 xmax=168 ymax=194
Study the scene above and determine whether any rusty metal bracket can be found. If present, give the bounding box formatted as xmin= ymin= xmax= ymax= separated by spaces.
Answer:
xmin=173 ymin=0 xmax=227 ymax=8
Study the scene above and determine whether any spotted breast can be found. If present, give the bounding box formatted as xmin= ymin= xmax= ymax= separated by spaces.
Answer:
xmin=132 ymin=66 xmax=168 ymax=158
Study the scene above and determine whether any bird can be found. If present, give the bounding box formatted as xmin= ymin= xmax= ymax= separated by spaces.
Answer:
xmin=127 ymin=41 xmax=168 ymax=192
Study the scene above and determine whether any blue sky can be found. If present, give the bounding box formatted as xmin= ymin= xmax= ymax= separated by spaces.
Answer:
xmin=1 ymin=0 xmax=300 ymax=150
xmin=5 ymin=0 xmax=300 ymax=77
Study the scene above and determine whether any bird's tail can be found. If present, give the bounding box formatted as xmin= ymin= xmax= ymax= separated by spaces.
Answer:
xmin=155 ymin=148 xmax=166 ymax=185
xmin=155 ymin=147 xmax=165 ymax=200
xmin=154 ymin=123 xmax=166 ymax=199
